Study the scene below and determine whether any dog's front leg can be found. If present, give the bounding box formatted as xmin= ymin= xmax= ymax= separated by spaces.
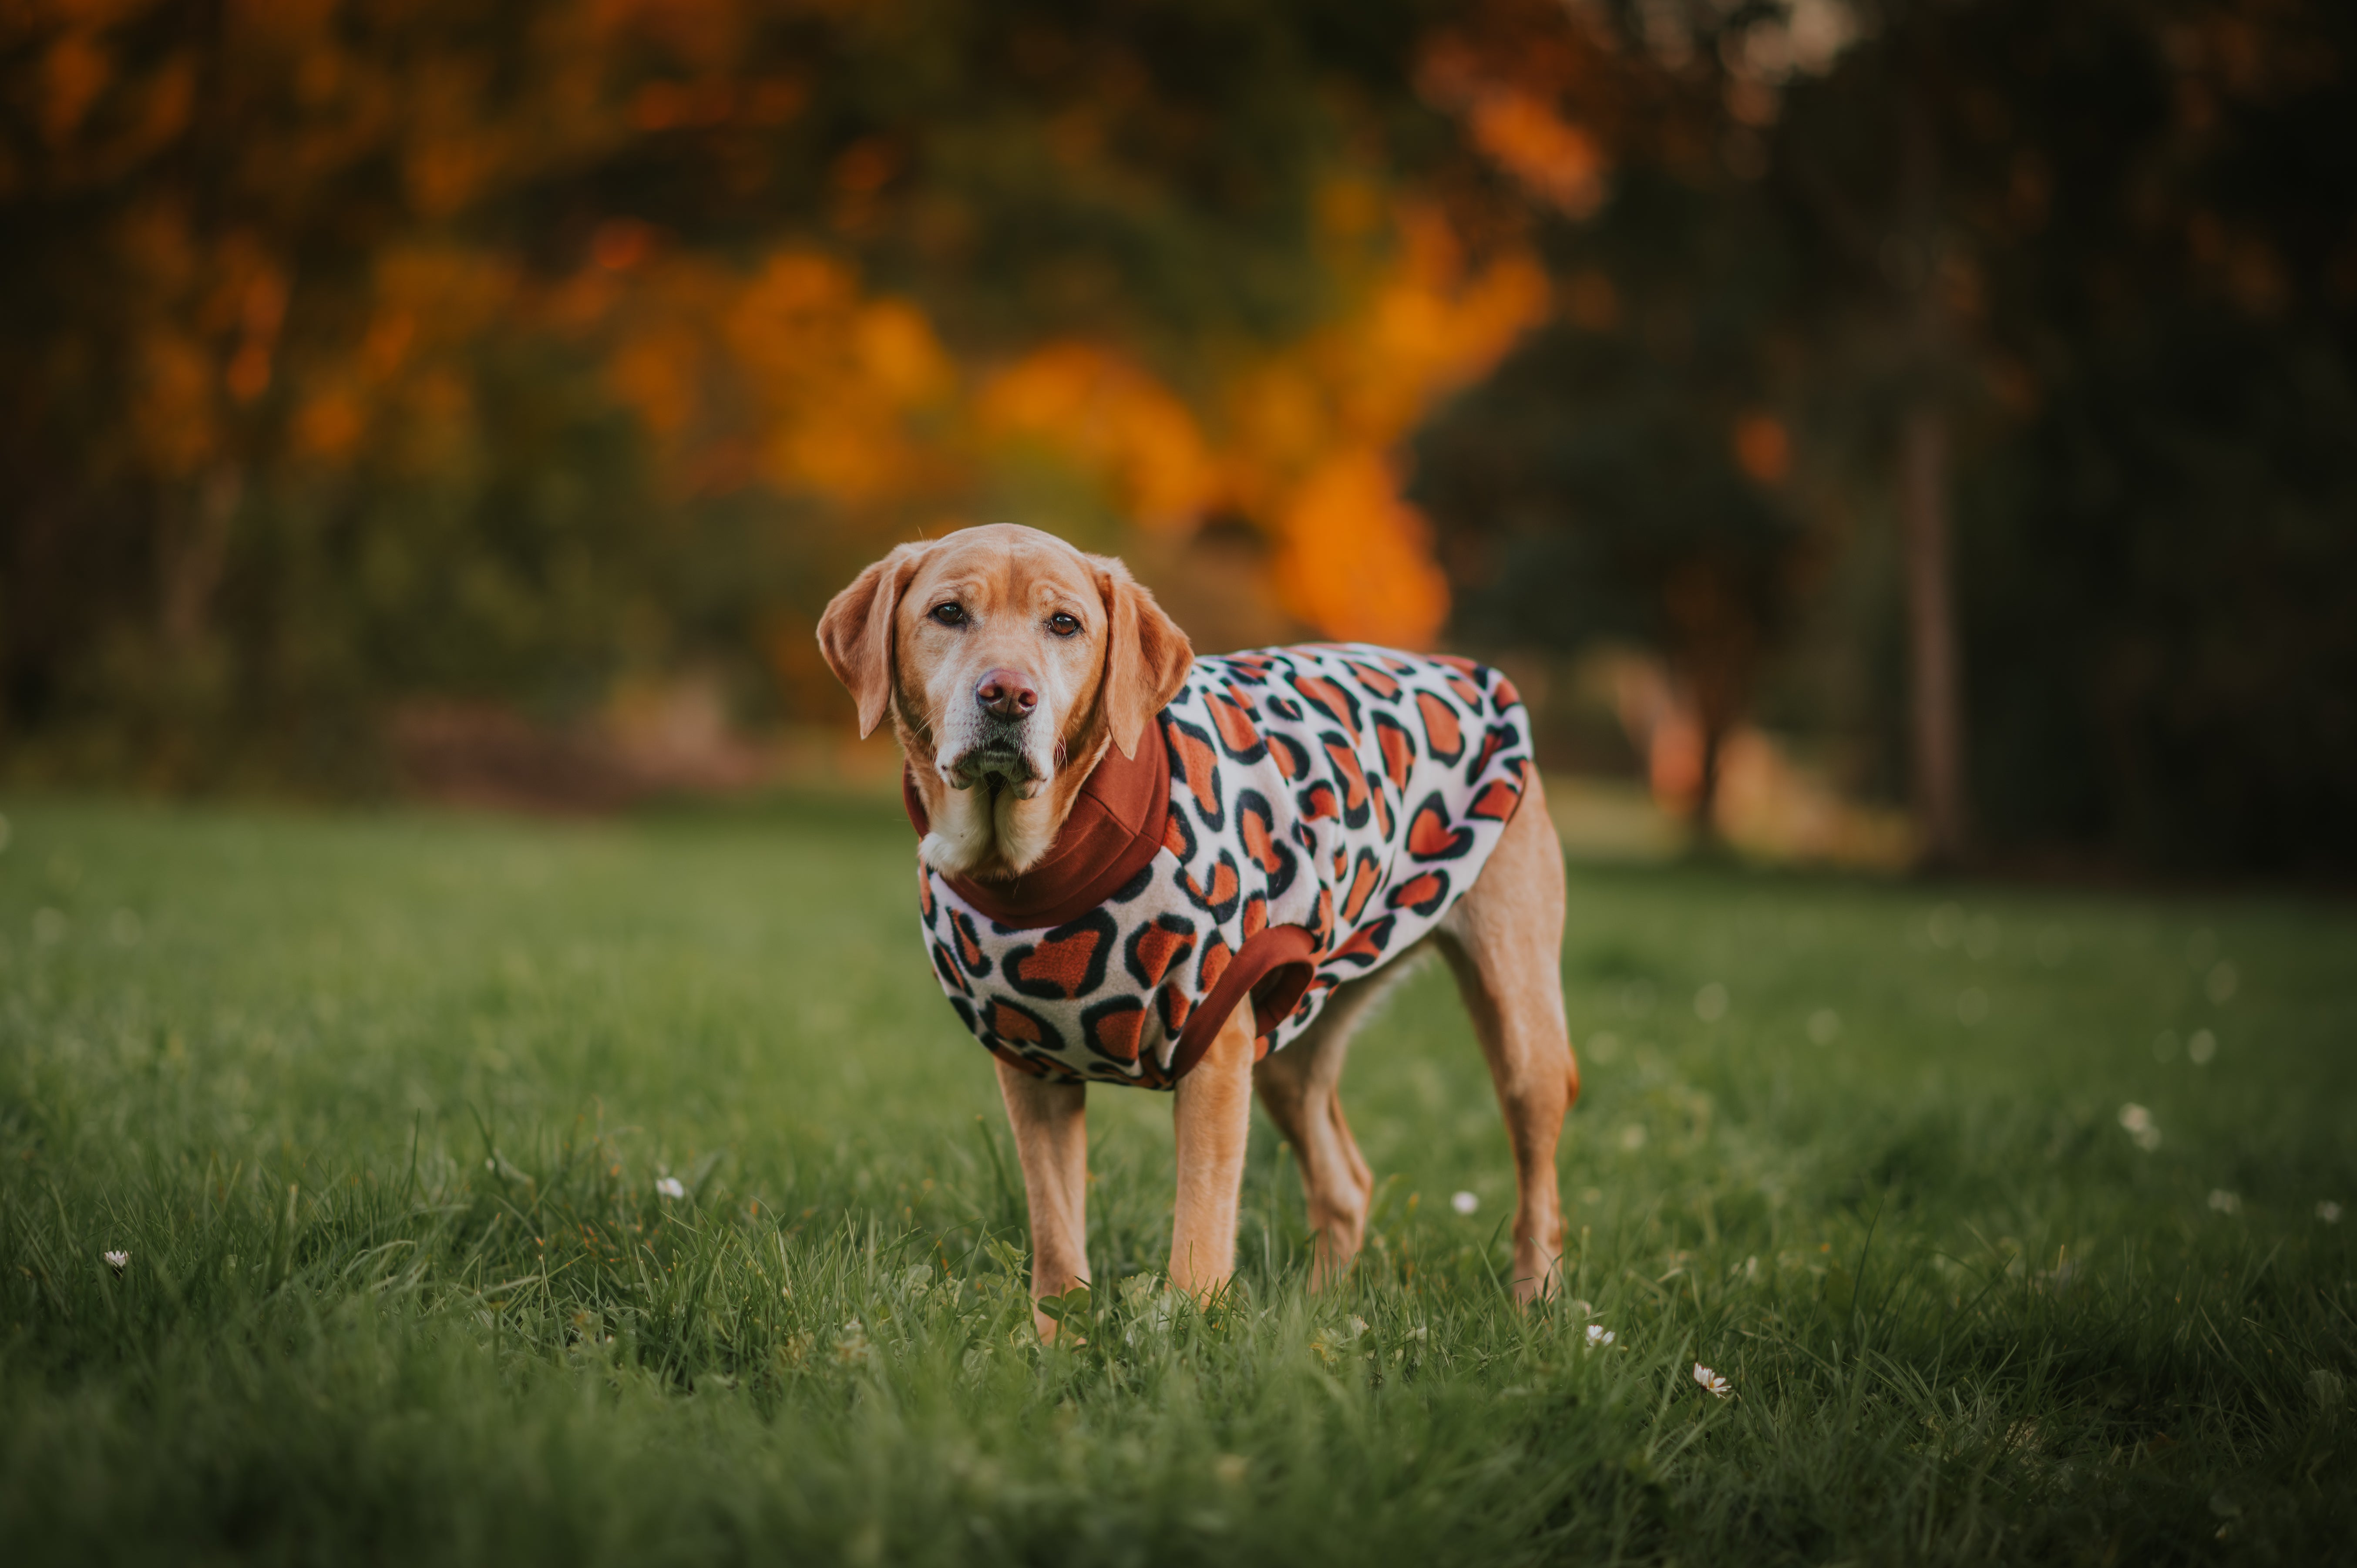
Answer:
xmin=1169 ymin=1010 xmax=1256 ymax=1303
xmin=994 ymin=1059 xmax=1089 ymax=1340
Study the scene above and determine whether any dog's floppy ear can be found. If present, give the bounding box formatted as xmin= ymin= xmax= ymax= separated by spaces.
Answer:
xmin=818 ymin=542 xmax=929 ymax=737
xmin=1093 ymin=555 xmax=1194 ymax=759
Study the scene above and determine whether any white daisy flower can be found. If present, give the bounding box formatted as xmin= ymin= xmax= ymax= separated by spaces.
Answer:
xmin=1451 ymin=1190 xmax=1479 ymax=1215
xmin=2207 ymin=1189 xmax=2241 ymax=1215
xmin=2117 ymin=1104 xmax=2162 ymax=1152
xmin=834 ymin=1319 xmax=872 ymax=1364
xmin=2319 ymin=1201 xmax=2343 ymax=1224
xmin=1585 ymin=1323 xmax=1615 ymax=1347
xmin=1693 ymin=1362 xmax=1732 ymax=1398
xmin=103 ymin=1250 xmax=128 ymax=1274
xmin=656 ymin=1177 xmax=686 ymax=1199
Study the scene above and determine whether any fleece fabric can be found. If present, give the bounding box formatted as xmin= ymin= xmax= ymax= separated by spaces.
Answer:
xmin=906 ymin=644 xmax=1532 ymax=1088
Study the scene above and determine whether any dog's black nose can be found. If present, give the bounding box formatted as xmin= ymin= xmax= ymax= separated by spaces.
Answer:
xmin=975 ymin=669 xmax=1039 ymax=719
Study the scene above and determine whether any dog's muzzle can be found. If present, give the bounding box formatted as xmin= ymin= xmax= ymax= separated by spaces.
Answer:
xmin=946 ymin=713 xmax=1044 ymax=797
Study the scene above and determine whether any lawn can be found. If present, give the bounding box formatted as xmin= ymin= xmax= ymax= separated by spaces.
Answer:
xmin=1 ymin=795 xmax=2350 ymax=1565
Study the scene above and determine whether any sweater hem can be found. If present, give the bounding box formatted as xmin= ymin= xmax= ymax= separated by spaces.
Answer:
xmin=1166 ymin=924 xmax=1319 ymax=1081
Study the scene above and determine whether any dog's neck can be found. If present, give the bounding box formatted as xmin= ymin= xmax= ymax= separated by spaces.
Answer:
xmin=894 ymin=704 xmax=1113 ymax=881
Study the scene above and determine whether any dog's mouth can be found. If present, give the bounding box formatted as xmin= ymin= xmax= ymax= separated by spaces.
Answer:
xmin=950 ymin=746 xmax=1033 ymax=790
xmin=945 ymin=725 xmax=1050 ymax=798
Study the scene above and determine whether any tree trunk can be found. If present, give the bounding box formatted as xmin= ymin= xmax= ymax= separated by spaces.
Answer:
xmin=1662 ymin=564 xmax=1751 ymax=852
xmin=1898 ymin=87 xmax=1969 ymax=868
xmin=1900 ymin=403 xmax=1967 ymax=865
xmin=159 ymin=465 xmax=240 ymax=651
xmin=1693 ymin=712 xmax=1725 ymax=848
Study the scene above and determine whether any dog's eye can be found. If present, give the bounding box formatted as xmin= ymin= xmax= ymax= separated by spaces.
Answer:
xmin=1046 ymin=612 xmax=1082 ymax=638
xmin=930 ymin=603 xmax=966 ymax=627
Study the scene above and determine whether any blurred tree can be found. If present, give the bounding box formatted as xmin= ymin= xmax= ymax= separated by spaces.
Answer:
xmin=1415 ymin=0 xmax=2357 ymax=875
xmin=1412 ymin=318 xmax=1810 ymax=838
xmin=1409 ymin=0 xmax=1813 ymax=838
xmin=1762 ymin=0 xmax=2357 ymax=872
xmin=0 ymin=0 xmax=645 ymax=776
xmin=4 ymin=0 xmax=2350 ymax=874
xmin=0 ymin=0 xmax=1495 ymax=786
xmin=1937 ymin=0 xmax=2357 ymax=872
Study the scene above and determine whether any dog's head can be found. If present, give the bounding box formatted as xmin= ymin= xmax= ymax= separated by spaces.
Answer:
xmin=817 ymin=524 xmax=1191 ymax=877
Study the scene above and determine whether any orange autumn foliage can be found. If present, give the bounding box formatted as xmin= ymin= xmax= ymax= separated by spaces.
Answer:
xmin=1244 ymin=213 xmax=1549 ymax=645
xmin=961 ymin=211 xmax=1550 ymax=646
xmin=599 ymin=248 xmax=957 ymax=505
xmin=976 ymin=344 xmax=1219 ymax=532
xmin=571 ymin=211 xmax=1545 ymax=649
xmin=1417 ymin=25 xmax=1614 ymax=219
xmin=3 ymin=0 xmax=1579 ymax=761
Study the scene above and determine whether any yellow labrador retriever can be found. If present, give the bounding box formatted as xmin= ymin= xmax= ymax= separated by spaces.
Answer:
xmin=820 ymin=523 xmax=1577 ymax=1334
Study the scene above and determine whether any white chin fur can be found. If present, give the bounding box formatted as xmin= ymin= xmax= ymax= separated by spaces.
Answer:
xmin=918 ymin=767 xmax=1061 ymax=878
xmin=918 ymin=831 xmax=965 ymax=874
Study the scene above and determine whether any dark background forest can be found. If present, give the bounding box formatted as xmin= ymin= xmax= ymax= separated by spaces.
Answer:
xmin=4 ymin=0 xmax=2352 ymax=878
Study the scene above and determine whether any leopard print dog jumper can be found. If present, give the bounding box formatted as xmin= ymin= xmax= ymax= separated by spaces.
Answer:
xmin=904 ymin=644 xmax=1532 ymax=1089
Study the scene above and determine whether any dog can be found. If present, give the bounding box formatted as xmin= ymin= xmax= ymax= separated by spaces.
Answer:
xmin=819 ymin=524 xmax=1577 ymax=1335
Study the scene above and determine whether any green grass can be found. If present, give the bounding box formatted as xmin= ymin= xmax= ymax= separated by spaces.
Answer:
xmin=1 ymin=795 xmax=2351 ymax=1565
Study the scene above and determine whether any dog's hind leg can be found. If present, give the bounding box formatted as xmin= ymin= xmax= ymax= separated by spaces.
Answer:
xmin=1252 ymin=962 xmax=1417 ymax=1289
xmin=1432 ymin=771 xmax=1579 ymax=1303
